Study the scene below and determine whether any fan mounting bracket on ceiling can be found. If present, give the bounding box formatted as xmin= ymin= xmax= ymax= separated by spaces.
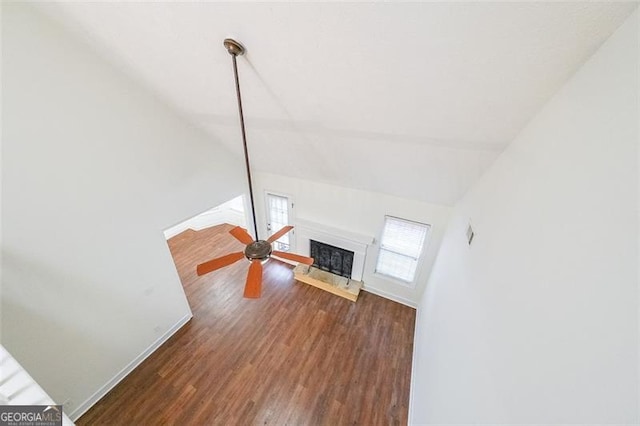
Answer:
xmin=224 ymin=38 xmax=245 ymax=56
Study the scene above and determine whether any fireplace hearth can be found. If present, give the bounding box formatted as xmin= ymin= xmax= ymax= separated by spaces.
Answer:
xmin=310 ymin=240 xmax=354 ymax=279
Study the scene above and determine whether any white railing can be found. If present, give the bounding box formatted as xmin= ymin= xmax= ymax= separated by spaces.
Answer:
xmin=0 ymin=344 xmax=74 ymax=425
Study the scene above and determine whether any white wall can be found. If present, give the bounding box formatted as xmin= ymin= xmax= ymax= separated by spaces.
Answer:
xmin=253 ymin=172 xmax=451 ymax=306
xmin=411 ymin=9 xmax=639 ymax=424
xmin=1 ymin=3 xmax=245 ymax=420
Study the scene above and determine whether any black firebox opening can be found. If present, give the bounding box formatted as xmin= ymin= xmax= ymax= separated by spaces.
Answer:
xmin=309 ymin=240 xmax=354 ymax=279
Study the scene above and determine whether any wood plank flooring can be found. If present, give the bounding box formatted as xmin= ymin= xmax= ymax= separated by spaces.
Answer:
xmin=78 ymin=224 xmax=416 ymax=425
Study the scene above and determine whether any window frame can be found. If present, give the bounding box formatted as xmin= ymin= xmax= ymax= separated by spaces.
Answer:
xmin=374 ymin=215 xmax=431 ymax=287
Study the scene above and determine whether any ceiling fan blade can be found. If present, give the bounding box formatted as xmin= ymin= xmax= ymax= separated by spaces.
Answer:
xmin=272 ymin=251 xmax=314 ymax=266
xmin=196 ymin=251 xmax=245 ymax=276
xmin=243 ymin=259 xmax=263 ymax=298
xmin=267 ymin=225 xmax=294 ymax=243
xmin=229 ymin=226 xmax=255 ymax=245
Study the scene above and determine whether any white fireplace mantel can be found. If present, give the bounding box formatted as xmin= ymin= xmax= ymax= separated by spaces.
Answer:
xmin=294 ymin=219 xmax=374 ymax=281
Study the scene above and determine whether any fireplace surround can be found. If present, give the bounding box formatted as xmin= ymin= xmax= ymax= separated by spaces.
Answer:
xmin=294 ymin=219 xmax=373 ymax=281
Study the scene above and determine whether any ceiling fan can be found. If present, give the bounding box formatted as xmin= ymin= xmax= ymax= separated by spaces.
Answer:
xmin=195 ymin=38 xmax=314 ymax=298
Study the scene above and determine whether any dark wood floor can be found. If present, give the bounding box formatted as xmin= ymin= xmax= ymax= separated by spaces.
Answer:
xmin=78 ymin=224 xmax=416 ymax=425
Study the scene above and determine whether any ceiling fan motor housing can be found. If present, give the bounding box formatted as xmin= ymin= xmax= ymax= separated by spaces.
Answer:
xmin=244 ymin=240 xmax=273 ymax=261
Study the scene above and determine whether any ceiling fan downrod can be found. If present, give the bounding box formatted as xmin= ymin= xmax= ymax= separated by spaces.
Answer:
xmin=194 ymin=39 xmax=314 ymax=298
xmin=224 ymin=38 xmax=259 ymax=240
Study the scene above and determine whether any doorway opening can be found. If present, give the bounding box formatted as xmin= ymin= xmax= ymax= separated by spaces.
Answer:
xmin=162 ymin=194 xmax=250 ymax=304
xmin=163 ymin=195 xmax=247 ymax=240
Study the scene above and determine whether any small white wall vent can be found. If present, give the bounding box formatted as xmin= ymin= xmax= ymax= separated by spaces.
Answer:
xmin=466 ymin=223 xmax=475 ymax=246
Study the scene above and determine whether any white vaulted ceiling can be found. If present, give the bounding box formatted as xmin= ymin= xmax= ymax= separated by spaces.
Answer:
xmin=37 ymin=2 xmax=637 ymax=205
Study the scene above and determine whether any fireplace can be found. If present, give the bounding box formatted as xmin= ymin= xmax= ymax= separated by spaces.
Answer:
xmin=294 ymin=218 xmax=373 ymax=281
xmin=310 ymin=240 xmax=354 ymax=279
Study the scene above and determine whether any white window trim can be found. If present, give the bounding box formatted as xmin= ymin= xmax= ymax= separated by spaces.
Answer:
xmin=374 ymin=215 xmax=431 ymax=288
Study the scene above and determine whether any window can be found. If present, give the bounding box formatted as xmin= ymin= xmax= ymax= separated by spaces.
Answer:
xmin=375 ymin=216 xmax=430 ymax=284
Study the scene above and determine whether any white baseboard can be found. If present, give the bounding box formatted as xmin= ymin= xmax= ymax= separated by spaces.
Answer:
xmin=362 ymin=285 xmax=418 ymax=308
xmin=163 ymin=208 xmax=246 ymax=239
xmin=69 ymin=313 xmax=193 ymax=421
